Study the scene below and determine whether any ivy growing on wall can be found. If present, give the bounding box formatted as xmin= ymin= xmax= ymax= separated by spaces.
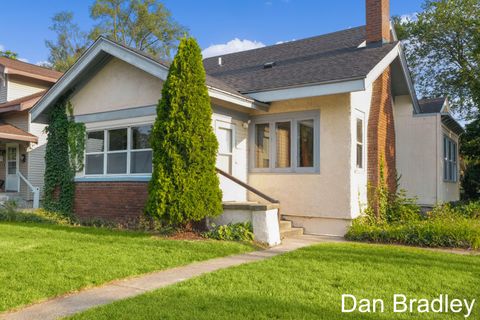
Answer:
xmin=44 ymin=98 xmax=85 ymax=215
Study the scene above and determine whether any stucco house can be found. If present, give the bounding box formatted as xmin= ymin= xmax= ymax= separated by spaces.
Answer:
xmin=0 ymin=57 xmax=62 ymax=207
xmin=30 ymin=0 xmax=463 ymax=237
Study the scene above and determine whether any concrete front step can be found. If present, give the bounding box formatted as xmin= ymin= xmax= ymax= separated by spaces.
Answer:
xmin=279 ymin=220 xmax=292 ymax=232
xmin=280 ymin=227 xmax=304 ymax=239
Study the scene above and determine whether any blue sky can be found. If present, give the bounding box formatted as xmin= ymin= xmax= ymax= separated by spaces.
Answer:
xmin=0 ymin=0 xmax=423 ymax=64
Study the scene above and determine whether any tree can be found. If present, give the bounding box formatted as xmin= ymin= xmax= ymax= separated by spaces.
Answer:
xmin=90 ymin=0 xmax=186 ymax=59
xmin=395 ymin=0 xmax=480 ymax=119
xmin=146 ymin=37 xmax=222 ymax=226
xmin=45 ymin=11 xmax=89 ymax=72
xmin=460 ymin=119 xmax=480 ymax=199
xmin=0 ymin=50 xmax=18 ymax=59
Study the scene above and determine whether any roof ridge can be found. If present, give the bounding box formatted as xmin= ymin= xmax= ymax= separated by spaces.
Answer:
xmin=203 ymin=25 xmax=366 ymax=61
xmin=0 ymin=56 xmax=62 ymax=75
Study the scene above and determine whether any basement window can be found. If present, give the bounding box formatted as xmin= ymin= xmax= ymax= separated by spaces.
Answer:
xmin=251 ymin=110 xmax=319 ymax=173
xmin=85 ymin=124 xmax=153 ymax=176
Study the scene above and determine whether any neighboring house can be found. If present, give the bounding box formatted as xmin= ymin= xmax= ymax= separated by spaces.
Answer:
xmin=395 ymin=97 xmax=463 ymax=207
xmin=30 ymin=0 xmax=463 ymax=236
xmin=0 ymin=57 xmax=62 ymax=206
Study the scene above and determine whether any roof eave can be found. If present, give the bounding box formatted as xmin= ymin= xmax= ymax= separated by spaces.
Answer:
xmin=441 ymin=113 xmax=465 ymax=136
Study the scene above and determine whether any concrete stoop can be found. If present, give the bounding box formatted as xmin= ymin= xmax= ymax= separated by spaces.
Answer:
xmin=279 ymin=219 xmax=304 ymax=239
xmin=0 ymin=193 xmax=29 ymax=209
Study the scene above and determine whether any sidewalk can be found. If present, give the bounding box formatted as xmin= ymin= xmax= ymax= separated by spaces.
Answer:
xmin=0 ymin=235 xmax=332 ymax=320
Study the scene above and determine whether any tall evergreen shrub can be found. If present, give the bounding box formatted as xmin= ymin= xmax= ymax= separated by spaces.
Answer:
xmin=146 ymin=37 xmax=222 ymax=225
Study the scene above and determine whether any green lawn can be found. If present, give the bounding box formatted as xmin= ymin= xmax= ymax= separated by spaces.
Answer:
xmin=0 ymin=222 xmax=253 ymax=312
xmin=70 ymin=243 xmax=480 ymax=320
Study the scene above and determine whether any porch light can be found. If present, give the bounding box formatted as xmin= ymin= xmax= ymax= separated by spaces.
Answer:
xmin=21 ymin=154 xmax=26 ymax=163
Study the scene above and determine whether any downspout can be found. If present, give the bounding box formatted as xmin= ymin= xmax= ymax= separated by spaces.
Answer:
xmin=435 ymin=113 xmax=439 ymax=204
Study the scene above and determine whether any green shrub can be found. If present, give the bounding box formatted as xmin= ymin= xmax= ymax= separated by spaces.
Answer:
xmin=346 ymin=217 xmax=480 ymax=249
xmin=203 ymin=223 xmax=254 ymax=242
xmin=146 ymin=36 xmax=222 ymax=226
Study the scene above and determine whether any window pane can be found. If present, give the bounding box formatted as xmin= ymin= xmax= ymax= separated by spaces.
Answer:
xmin=217 ymin=127 xmax=233 ymax=154
xmin=255 ymin=124 xmax=270 ymax=168
xmin=298 ymin=120 xmax=314 ymax=167
xmin=356 ymin=118 xmax=363 ymax=144
xmin=132 ymin=125 xmax=152 ymax=150
xmin=86 ymin=131 xmax=104 ymax=153
xmin=8 ymin=161 xmax=17 ymax=174
xmin=275 ymin=122 xmax=291 ymax=168
xmin=356 ymin=144 xmax=363 ymax=169
xmin=107 ymin=152 xmax=127 ymax=174
xmin=131 ymin=151 xmax=152 ymax=174
xmin=108 ymin=129 xmax=127 ymax=151
xmin=216 ymin=154 xmax=232 ymax=174
xmin=86 ymin=154 xmax=104 ymax=174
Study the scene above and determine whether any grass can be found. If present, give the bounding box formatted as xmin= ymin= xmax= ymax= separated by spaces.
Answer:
xmin=0 ymin=222 xmax=254 ymax=312
xmin=70 ymin=243 xmax=480 ymax=319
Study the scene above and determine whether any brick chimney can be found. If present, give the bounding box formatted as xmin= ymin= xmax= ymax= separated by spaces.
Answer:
xmin=366 ymin=0 xmax=391 ymax=44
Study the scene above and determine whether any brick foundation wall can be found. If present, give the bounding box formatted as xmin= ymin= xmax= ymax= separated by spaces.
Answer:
xmin=367 ymin=67 xmax=396 ymax=194
xmin=74 ymin=181 xmax=148 ymax=223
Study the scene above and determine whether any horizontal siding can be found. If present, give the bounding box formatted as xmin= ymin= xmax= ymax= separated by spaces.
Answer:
xmin=7 ymin=78 xmax=46 ymax=101
xmin=27 ymin=118 xmax=47 ymax=199
xmin=0 ymin=74 xmax=6 ymax=103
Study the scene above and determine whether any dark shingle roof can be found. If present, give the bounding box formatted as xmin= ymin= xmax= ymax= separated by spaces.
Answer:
xmin=112 ymin=39 xmax=249 ymax=98
xmin=203 ymin=26 xmax=399 ymax=93
xmin=418 ymin=98 xmax=446 ymax=114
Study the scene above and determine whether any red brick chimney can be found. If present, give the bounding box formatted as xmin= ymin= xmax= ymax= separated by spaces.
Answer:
xmin=366 ymin=0 xmax=391 ymax=44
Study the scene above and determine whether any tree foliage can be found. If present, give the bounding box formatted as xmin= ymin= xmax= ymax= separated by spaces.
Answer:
xmin=45 ymin=1 xmax=186 ymax=71
xmin=90 ymin=0 xmax=186 ymax=59
xmin=0 ymin=50 xmax=18 ymax=59
xmin=460 ymin=119 xmax=480 ymax=199
xmin=45 ymin=11 xmax=89 ymax=72
xmin=395 ymin=0 xmax=480 ymax=119
xmin=146 ymin=37 xmax=222 ymax=226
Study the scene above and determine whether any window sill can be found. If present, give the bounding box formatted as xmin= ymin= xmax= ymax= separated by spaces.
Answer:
xmin=75 ymin=175 xmax=151 ymax=182
xmin=249 ymin=168 xmax=320 ymax=175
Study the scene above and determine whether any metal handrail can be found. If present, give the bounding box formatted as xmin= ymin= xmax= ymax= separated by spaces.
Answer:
xmin=215 ymin=167 xmax=279 ymax=204
xmin=17 ymin=172 xmax=40 ymax=209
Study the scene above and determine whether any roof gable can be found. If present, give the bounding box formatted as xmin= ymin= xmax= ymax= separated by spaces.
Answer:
xmin=31 ymin=37 xmax=261 ymax=123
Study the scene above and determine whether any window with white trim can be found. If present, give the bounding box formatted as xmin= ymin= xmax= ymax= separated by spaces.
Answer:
xmin=443 ymin=135 xmax=457 ymax=182
xmin=251 ymin=111 xmax=319 ymax=173
xmin=356 ymin=117 xmax=364 ymax=169
xmin=85 ymin=125 xmax=153 ymax=176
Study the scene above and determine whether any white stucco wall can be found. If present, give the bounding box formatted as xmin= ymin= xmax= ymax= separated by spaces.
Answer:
xmin=70 ymin=58 xmax=164 ymax=115
xmin=394 ymin=95 xmax=460 ymax=206
xmin=350 ymin=84 xmax=373 ymax=218
xmin=248 ymin=94 xmax=352 ymax=222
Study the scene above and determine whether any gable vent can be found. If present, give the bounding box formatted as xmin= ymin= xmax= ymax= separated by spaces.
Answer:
xmin=263 ymin=61 xmax=276 ymax=69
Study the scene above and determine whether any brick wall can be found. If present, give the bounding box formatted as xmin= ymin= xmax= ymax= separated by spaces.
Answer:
xmin=367 ymin=67 xmax=396 ymax=194
xmin=366 ymin=0 xmax=391 ymax=44
xmin=74 ymin=181 xmax=148 ymax=223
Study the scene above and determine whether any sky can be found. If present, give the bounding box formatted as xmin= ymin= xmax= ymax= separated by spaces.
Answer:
xmin=0 ymin=0 xmax=423 ymax=65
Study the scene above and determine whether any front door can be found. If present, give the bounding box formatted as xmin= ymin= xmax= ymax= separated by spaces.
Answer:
xmin=5 ymin=143 xmax=19 ymax=192
xmin=215 ymin=120 xmax=239 ymax=201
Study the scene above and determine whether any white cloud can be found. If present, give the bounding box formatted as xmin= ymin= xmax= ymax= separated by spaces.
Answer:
xmin=0 ymin=44 xmax=4 ymax=52
xmin=36 ymin=61 xmax=52 ymax=67
xmin=399 ymin=12 xmax=418 ymax=23
xmin=202 ymin=38 xmax=265 ymax=58
xmin=275 ymin=39 xmax=295 ymax=45
xmin=18 ymin=58 xmax=29 ymax=63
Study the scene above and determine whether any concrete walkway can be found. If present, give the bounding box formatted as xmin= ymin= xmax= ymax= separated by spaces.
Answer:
xmin=0 ymin=235 xmax=331 ymax=320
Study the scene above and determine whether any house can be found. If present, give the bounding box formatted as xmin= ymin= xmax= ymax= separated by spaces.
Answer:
xmin=0 ymin=57 xmax=62 ymax=207
xmin=30 ymin=0 xmax=463 ymax=237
